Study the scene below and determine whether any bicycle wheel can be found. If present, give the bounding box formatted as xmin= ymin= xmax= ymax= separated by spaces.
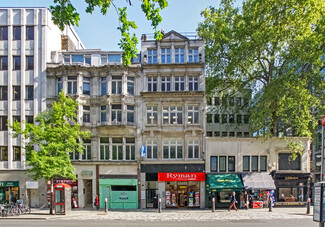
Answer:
xmin=27 ymin=208 xmax=31 ymax=214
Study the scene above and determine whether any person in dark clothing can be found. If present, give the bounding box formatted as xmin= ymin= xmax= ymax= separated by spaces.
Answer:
xmin=228 ymin=192 xmax=238 ymax=211
xmin=243 ymin=191 xmax=248 ymax=210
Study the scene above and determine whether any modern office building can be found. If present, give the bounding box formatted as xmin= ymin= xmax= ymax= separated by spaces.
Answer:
xmin=0 ymin=7 xmax=83 ymax=208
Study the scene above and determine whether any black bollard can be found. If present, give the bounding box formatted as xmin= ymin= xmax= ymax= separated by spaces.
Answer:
xmin=158 ymin=198 xmax=161 ymax=213
xmin=105 ymin=198 xmax=108 ymax=213
xmin=306 ymin=198 xmax=310 ymax=214
xmin=212 ymin=197 xmax=215 ymax=212
xmin=268 ymin=198 xmax=272 ymax=212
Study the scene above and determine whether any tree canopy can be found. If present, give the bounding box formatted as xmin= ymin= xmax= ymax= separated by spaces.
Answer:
xmin=10 ymin=91 xmax=92 ymax=181
xmin=50 ymin=0 xmax=168 ymax=65
xmin=198 ymin=0 xmax=325 ymax=138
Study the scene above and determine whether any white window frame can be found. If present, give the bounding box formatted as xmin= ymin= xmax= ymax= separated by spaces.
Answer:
xmin=101 ymin=105 xmax=107 ymax=123
xmin=146 ymin=106 xmax=158 ymax=125
xmin=101 ymin=77 xmax=107 ymax=96
xmin=125 ymin=138 xmax=135 ymax=160
xmin=163 ymin=106 xmax=183 ymax=125
xmin=112 ymin=76 xmax=122 ymax=94
xmin=67 ymin=76 xmax=77 ymax=95
xmin=146 ymin=139 xmax=157 ymax=159
xmin=111 ymin=104 xmax=122 ymax=122
xmin=148 ymin=49 xmax=157 ymax=64
xmin=188 ymin=76 xmax=199 ymax=91
xmin=127 ymin=76 xmax=134 ymax=95
xmin=175 ymin=48 xmax=185 ymax=63
xmin=82 ymin=77 xmax=90 ymax=95
xmin=112 ymin=138 xmax=123 ymax=161
xmin=127 ymin=105 xmax=134 ymax=123
xmin=161 ymin=48 xmax=171 ymax=64
xmin=188 ymin=48 xmax=198 ymax=63
xmin=161 ymin=76 xmax=171 ymax=91
xmin=174 ymin=76 xmax=185 ymax=91
xmin=57 ymin=77 xmax=63 ymax=94
xmin=100 ymin=138 xmax=110 ymax=160
xmin=147 ymin=76 xmax=157 ymax=92
xmin=188 ymin=139 xmax=199 ymax=159
xmin=82 ymin=143 xmax=91 ymax=160
xmin=187 ymin=105 xmax=199 ymax=124
xmin=83 ymin=105 xmax=90 ymax=123
xmin=163 ymin=139 xmax=183 ymax=160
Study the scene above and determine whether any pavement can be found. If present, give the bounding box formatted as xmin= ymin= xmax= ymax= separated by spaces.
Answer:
xmin=0 ymin=206 xmax=315 ymax=222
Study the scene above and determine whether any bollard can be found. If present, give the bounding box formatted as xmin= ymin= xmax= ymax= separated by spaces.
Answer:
xmin=268 ymin=198 xmax=272 ymax=212
xmin=306 ymin=198 xmax=310 ymax=214
xmin=212 ymin=198 xmax=215 ymax=212
xmin=158 ymin=198 xmax=162 ymax=213
xmin=105 ymin=198 xmax=108 ymax=213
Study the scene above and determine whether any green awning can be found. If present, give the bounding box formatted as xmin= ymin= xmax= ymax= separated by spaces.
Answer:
xmin=206 ymin=174 xmax=244 ymax=192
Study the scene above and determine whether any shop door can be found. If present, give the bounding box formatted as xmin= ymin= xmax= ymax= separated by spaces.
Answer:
xmin=30 ymin=189 xmax=39 ymax=208
xmin=146 ymin=189 xmax=158 ymax=208
xmin=84 ymin=180 xmax=92 ymax=207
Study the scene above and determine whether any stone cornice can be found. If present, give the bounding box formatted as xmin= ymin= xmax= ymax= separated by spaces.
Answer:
xmin=141 ymin=91 xmax=205 ymax=98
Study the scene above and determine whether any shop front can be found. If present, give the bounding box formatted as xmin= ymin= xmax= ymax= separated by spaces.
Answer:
xmin=158 ymin=172 xmax=205 ymax=209
xmin=272 ymin=172 xmax=311 ymax=205
xmin=53 ymin=179 xmax=78 ymax=208
xmin=206 ymin=174 xmax=244 ymax=208
xmin=0 ymin=181 xmax=19 ymax=204
xmin=99 ymin=178 xmax=138 ymax=209
xmin=241 ymin=172 xmax=276 ymax=208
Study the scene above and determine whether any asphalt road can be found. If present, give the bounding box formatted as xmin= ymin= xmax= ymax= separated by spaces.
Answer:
xmin=0 ymin=218 xmax=318 ymax=227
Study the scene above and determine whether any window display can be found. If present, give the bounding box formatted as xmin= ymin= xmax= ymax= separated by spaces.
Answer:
xmin=165 ymin=181 xmax=200 ymax=208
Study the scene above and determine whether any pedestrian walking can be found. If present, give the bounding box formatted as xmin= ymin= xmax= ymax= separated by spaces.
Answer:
xmin=243 ymin=191 xmax=248 ymax=210
xmin=94 ymin=195 xmax=99 ymax=210
xmin=228 ymin=192 xmax=238 ymax=211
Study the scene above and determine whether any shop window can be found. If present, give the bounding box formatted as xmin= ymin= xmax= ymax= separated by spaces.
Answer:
xmin=127 ymin=105 xmax=134 ymax=123
xmin=67 ymin=76 xmax=77 ymax=95
xmin=111 ymin=104 xmax=122 ymax=122
xmin=279 ymin=153 xmax=301 ymax=170
xmin=148 ymin=49 xmax=157 ymax=64
xmin=0 ymin=116 xmax=7 ymax=131
xmin=161 ymin=48 xmax=171 ymax=63
xmin=0 ymin=146 xmax=8 ymax=161
xmin=13 ymin=146 xmax=21 ymax=161
xmin=243 ymin=156 xmax=250 ymax=171
xmin=82 ymin=77 xmax=90 ymax=95
xmin=187 ymin=105 xmax=199 ymax=124
xmin=237 ymin=114 xmax=242 ymax=124
xmin=219 ymin=156 xmax=226 ymax=172
xmin=210 ymin=156 xmax=218 ymax=172
xmin=163 ymin=106 xmax=182 ymax=125
xmin=26 ymin=56 xmax=34 ymax=70
xmin=147 ymin=76 xmax=157 ymax=92
xmin=112 ymin=138 xmax=123 ymax=160
xmin=101 ymin=105 xmax=106 ymax=123
xmin=188 ymin=139 xmax=199 ymax=159
xmin=127 ymin=77 xmax=134 ymax=95
xmin=100 ymin=137 xmax=110 ymax=160
xmin=252 ymin=156 xmax=258 ymax=171
xmin=0 ymin=26 xmax=8 ymax=40
xmin=175 ymin=48 xmax=185 ymax=63
xmin=146 ymin=106 xmax=158 ymax=125
xmin=13 ymin=56 xmax=21 ymax=70
xmin=13 ymin=26 xmax=21 ymax=40
xmin=161 ymin=76 xmax=171 ymax=91
xmin=26 ymin=86 xmax=34 ymax=100
xmin=101 ymin=77 xmax=107 ymax=95
xmin=82 ymin=106 xmax=90 ymax=123
xmin=0 ymin=86 xmax=7 ymax=100
xmin=82 ymin=141 xmax=91 ymax=160
xmin=112 ymin=76 xmax=122 ymax=94
xmin=278 ymin=188 xmax=298 ymax=202
xmin=0 ymin=56 xmax=8 ymax=70
xmin=57 ymin=78 xmax=63 ymax=94
xmin=228 ymin=156 xmax=235 ymax=172
xmin=188 ymin=48 xmax=198 ymax=63
xmin=147 ymin=139 xmax=157 ymax=159
xmin=26 ymin=26 xmax=34 ymax=40
xmin=214 ymin=114 xmax=220 ymax=123
xmin=13 ymin=86 xmax=21 ymax=100
xmin=206 ymin=114 xmax=212 ymax=123
xmin=125 ymin=138 xmax=135 ymax=160
xmin=175 ymin=76 xmax=185 ymax=91
xmin=260 ymin=156 xmax=267 ymax=171
xmin=163 ymin=139 xmax=183 ymax=159
xmin=25 ymin=116 xmax=34 ymax=124
xmin=188 ymin=76 xmax=198 ymax=91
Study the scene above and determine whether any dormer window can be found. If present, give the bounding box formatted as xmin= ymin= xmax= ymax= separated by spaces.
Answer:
xmin=175 ymin=48 xmax=185 ymax=63
xmin=148 ymin=49 xmax=157 ymax=64
xmin=161 ymin=48 xmax=171 ymax=63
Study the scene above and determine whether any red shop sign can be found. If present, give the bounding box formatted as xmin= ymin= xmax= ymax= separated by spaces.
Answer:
xmin=158 ymin=172 xmax=205 ymax=181
xmin=322 ymin=115 xmax=325 ymax=127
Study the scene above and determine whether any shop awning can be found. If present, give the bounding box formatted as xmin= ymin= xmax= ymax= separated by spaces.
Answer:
xmin=206 ymin=174 xmax=244 ymax=192
xmin=241 ymin=172 xmax=276 ymax=190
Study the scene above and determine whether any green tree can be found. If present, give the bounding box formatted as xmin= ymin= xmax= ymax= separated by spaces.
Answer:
xmin=50 ymin=0 xmax=168 ymax=65
xmin=198 ymin=0 xmax=325 ymax=138
xmin=10 ymin=91 xmax=91 ymax=214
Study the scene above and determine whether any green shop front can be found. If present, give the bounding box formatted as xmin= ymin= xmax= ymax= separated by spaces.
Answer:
xmin=0 ymin=181 xmax=19 ymax=204
xmin=99 ymin=179 xmax=138 ymax=209
xmin=206 ymin=174 xmax=244 ymax=208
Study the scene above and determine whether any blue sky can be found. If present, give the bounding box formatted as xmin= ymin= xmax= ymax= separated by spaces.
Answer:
xmin=1 ymin=0 xmax=221 ymax=51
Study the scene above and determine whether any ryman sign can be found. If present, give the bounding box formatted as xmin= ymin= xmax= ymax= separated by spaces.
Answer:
xmin=158 ymin=172 xmax=205 ymax=181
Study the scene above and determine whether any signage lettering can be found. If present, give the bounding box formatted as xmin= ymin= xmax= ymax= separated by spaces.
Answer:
xmin=158 ymin=172 xmax=205 ymax=181
xmin=285 ymin=177 xmax=298 ymax=180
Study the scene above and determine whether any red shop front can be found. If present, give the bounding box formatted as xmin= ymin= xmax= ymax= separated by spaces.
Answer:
xmin=158 ymin=172 xmax=205 ymax=208
xmin=47 ymin=179 xmax=78 ymax=208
